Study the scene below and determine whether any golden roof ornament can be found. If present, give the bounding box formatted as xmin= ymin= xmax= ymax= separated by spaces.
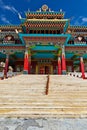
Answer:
xmin=42 ymin=5 xmax=48 ymax=12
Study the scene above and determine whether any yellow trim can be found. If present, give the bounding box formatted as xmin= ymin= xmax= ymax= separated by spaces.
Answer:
xmin=36 ymin=65 xmax=38 ymax=74
xmin=26 ymin=19 xmax=68 ymax=22
xmin=50 ymin=65 xmax=53 ymax=74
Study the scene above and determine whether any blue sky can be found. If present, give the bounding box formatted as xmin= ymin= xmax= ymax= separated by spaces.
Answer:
xmin=0 ymin=0 xmax=87 ymax=26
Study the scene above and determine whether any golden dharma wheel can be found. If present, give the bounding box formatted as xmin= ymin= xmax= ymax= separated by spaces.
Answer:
xmin=42 ymin=4 xmax=48 ymax=11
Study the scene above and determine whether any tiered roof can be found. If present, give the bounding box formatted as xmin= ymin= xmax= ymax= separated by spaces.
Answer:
xmin=25 ymin=5 xmax=65 ymax=19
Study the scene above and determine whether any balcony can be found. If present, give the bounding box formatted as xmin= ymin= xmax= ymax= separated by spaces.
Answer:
xmin=3 ymin=40 xmax=15 ymax=44
xmin=67 ymin=41 xmax=87 ymax=46
xmin=74 ymin=42 xmax=87 ymax=45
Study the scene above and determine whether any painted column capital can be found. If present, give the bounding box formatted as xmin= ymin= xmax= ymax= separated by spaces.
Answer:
xmin=58 ymin=56 xmax=61 ymax=61
xmin=58 ymin=56 xmax=62 ymax=75
xmin=62 ymin=45 xmax=65 ymax=55
xmin=6 ymin=53 xmax=9 ymax=59
xmin=80 ymin=56 xmax=83 ymax=62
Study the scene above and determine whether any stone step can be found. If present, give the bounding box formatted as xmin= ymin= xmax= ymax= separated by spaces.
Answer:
xmin=0 ymin=113 xmax=86 ymax=118
xmin=0 ymin=99 xmax=87 ymax=104
xmin=0 ymin=106 xmax=87 ymax=109
xmin=1 ymin=87 xmax=87 ymax=90
xmin=0 ymin=108 xmax=86 ymax=116
xmin=0 ymin=74 xmax=87 ymax=118
xmin=0 ymin=100 xmax=87 ymax=103
xmin=0 ymin=103 xmax=87 ymax=107
xmin=0 ymin=94 xmax=87 ymax=98
xmin=0 ymin=97 xmax=87 ymax=101
xmin=0 ymin=95 xmax=87 ymax=99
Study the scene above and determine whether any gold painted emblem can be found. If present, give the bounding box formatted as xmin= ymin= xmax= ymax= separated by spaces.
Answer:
xmin=42 ymin=5 xmax=48 ymax=12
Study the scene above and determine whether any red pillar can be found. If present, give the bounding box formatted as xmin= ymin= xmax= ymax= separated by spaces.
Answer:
xmin=80 ymin=57 xmax=85 ymax=79
xmin=23 ymin=50 xmax=29 ymax=74
xmin=4 ymin=54 xmax=9 ymax=78
xmin=62 ymin=46 xmax=66 ymax=75
xmin=28 ymin=54 xmax=31 ymax=74
xmin=58 ymin=57 xmax=62 ymax=75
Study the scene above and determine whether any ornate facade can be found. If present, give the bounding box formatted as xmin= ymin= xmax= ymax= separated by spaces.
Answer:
xmin=0 ymin=5 xmax=87 ymax=75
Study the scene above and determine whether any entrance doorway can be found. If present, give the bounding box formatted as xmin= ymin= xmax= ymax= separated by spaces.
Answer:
xmin=45 ymin=66 xmax=49 ymax=74
xmin=38 ymin=65 xmax=53 ymax=74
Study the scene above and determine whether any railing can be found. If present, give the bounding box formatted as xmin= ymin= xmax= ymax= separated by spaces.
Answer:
xmin=72 ymin=32 xmax=87 ymax=35
xmin=66 ymin=43 xmax=87 ymax=46
xmin=45 ymin=75 xmax=50 ymax=95
xmin=3 ymin=41 xmax=15 ymax=44
xmin=74 ymin=42 xmax=87 ymax=45
xmin=0 ymin=43 xmax=25 ymax=46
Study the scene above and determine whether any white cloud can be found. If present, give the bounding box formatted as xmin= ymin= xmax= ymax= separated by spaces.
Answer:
xmin=71 ymin=16 xmax=87 ymax=25
xmin=0 ymin=0 xmax=21 ymax=24
xmin=82 ymin=17 xmax=87 ymax=22
xmin=1 ymin=15 xmax=11 ymax=24
xmin=3 ymin=5 xmax=18 ymax=14
xmin=74 ymin=21 xmax=80 ymax=26
xmin=0 ymin=0 xmax=18 ymax=14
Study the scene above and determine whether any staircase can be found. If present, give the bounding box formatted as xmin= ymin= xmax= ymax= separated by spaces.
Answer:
xmin=0 ymin=75 xmax=87 ymax=118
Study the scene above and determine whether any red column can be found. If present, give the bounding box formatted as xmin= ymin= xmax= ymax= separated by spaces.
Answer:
xmin=28 ymin=49 xmax=31 ymax=74
xmin=62 ymin=46 xmax=66 ymax=75
xmin=23 ymin=50 xmax=29 ymax=74
xmin=58 ymin=57 xmax=62 ymax=75
xmin=4 ymin=54 xmax=9 ymax=78
xmin=28 ymin=54 xmax=31 ymax=74
xmin=80 ymin=57 xmax=85 ymax=79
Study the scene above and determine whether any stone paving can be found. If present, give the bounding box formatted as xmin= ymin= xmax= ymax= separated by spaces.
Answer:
xmin=0 ymin=118 xmax=87 ymax=130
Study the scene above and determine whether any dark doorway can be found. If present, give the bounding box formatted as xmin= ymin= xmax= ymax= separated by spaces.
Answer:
xmin=45 ymin=66 xmax=49 ymax=74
